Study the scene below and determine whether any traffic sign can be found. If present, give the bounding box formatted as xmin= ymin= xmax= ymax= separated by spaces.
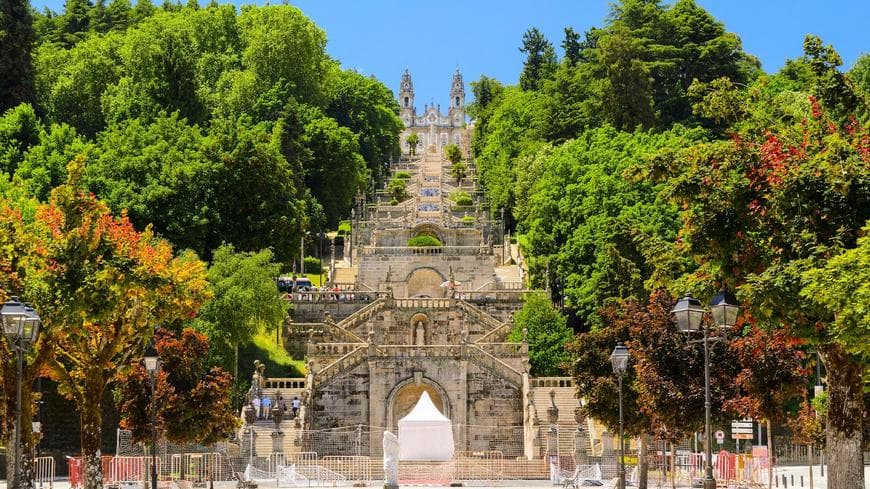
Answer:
xmin=715 ymin=430 xmax=725 ymax=444
xmin=732 ymin=433 xmax=753 ymax=440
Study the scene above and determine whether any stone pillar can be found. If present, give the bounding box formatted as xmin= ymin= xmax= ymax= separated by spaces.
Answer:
xmin=546 ymin=391 xmax=560 ymax=482
xmin=242 ymin=406 xmax=258 ymax=460
xmin=457 ymin=359 xmax=469 ymax=452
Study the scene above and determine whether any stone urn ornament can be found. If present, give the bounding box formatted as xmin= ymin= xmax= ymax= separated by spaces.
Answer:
xmin=271 ymin=405 xmax=284 ymax=433
xmin=547 ymin=390 xmax=559 ymax=425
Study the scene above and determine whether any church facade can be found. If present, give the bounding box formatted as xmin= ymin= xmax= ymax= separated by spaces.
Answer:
xmin=398 ymin=69 xmax=470 ymax=155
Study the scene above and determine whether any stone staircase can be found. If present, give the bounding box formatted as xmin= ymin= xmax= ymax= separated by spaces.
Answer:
xmin=529 ymin=378 xmax=584 ymax=455
xmin=331 ymin=266 xmax=357 ymax=285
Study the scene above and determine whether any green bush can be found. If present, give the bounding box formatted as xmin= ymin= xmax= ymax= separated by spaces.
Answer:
xmin=303 ymin=256 xmax=322 ymax=274
xmin=461 ymin=215 xmax=475 ymax=223
xmin=389 ymin=199 xmax=399 ymax=206
xmin=387 ymin=177 xmax=408 ymax=202
xmin=407 ymin=235 xmax=442 ymax=247
xmin=337 ymin=220 xmax=351 ymax=236
xmin=449 ymin=190 xmax=473 ymax=206
xmin=395 ymin=171 xmax=412 ymax=179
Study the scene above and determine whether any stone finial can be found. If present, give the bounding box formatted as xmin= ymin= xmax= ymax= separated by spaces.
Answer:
xmin=307 ymin=359 xmax=316 ymax=375
xmin=307 ymin=328 xmax=315 ymax=344
xmin=521 ymin=327 xmax=528 ymax=344
xmin=323 ymin=311 xmax=334 ymax=325
xmin=272 ymin=405 xmax=284 ymax=433
xmin=242 ymin=405 xmax=256 ymax=429
xmin=385 ymin=266 xmax=392 ymax=283
xmin=547 ymin=390 xmax=559 ymax=425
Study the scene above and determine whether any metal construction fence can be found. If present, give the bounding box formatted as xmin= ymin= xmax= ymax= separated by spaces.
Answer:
xmin=90 ymin=428 xmax=779 ymax=487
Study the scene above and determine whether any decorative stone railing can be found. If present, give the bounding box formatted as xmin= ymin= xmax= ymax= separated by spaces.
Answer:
xmin=263 ymin=378 xmax=307 ymax=390
xmin=288 ymin=291 xmax=382 ymax=303
xmin=530 ymin=377 xmax=575 ymax=388
xmin=309 ymin=342 xmax=365 ymax=357
xmin=475 ymin=323 xmax=511 ymax=344
xmin=359 ymin=246 xmax=490 ymax=256
xmin=374 ymin=345 xmax=462 ymax=358
xmin=335 ymin=298 xmax=387 ymax=332
xmin=313 ymin=345 xmax=368 ymax=387
xmin=393 ymin=298 xmax=453 ymax=309
xmin=465 ymin=344 xmax=524 ymax=387
xmin=456 ymin=300 xmax=507 ymax=336
xmin=478 ymin=342 xmax=525 ymax=357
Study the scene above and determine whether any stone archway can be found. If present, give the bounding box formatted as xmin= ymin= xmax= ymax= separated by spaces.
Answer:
xmin=386 ymin=376 xmax=450 ymax=429
xmin=405 ymin=267 xmax=446 ymax=298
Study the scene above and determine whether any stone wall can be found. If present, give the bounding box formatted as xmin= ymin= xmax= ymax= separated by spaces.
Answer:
xmin=357 ymin=253 xmax=498 ymax=296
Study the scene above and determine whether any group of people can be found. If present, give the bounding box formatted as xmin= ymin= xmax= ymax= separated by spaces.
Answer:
xmin=290 ymin=286 xmax=360 ymax=302
xmin=251 ymin=394 xmax=302 ymax=420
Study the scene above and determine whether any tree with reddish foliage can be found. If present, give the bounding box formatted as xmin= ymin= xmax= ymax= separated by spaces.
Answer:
xmin=650 ymin=36 xmax=869 ymax=489
xmin=117 ymin=327 xmax=237 ymax=478
xmin=0 ymin=155 xmax=211 ymax=489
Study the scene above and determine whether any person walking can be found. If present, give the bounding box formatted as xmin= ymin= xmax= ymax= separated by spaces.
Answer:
xmin=291 ymin=397 xmax=301 ymax=419
xmin=252 ymin=395 xmax=261 ymax=419
xmin=279 ymin=396 xmax=287 ymax=413
xmin=262 ymin=395 xmax=272 ymax=420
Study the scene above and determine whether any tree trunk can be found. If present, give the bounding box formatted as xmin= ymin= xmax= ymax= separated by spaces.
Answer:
xmin=81 ymin=385 xmax=105 ymax=489
xmin=819 ymin=343 xmax=864 ymax=489
xmin=767 ymin=419 xmax=773 ymax=489
xmin=638 ymin=435 xmax=648 ymax=489
xmin=808 ymin=445 xmax=813 ymax=489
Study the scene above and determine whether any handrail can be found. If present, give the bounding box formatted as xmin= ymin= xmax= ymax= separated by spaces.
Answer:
xmin=335 ymin=298 xmax=386 ymax=332
xmin=313 ymin=345 xmax=367 ymax=387
xmin=393 ymin=298 xmax=453 ymax=309
xmin=456 ymin=300 xmax=506 ymax=336
xmin=465 ymin=344 xmax=524 ymax=387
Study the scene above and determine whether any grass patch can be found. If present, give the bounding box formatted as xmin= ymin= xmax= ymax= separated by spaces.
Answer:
xmin=247 ymin=327 xmax=307 ymax=376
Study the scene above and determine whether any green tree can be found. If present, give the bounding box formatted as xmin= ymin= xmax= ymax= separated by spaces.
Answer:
xmin=325 ymin=69 xmax=403 ymax=184
xmin=508 ymin=293 xmax=573 ymax=376
xmin=443 ymin=143 xmax=462 ymax=165
xmin=238 ymin=5 xmax=328 ymax=105
xmin=0 ymin=0 xmax=37 ymax=111
xmin=15 ymin=122 xmax=94 ymax=201
xmin=561 ymin=27 xmax=582 ymax=66
xmin=204 ymin=117 xmax=307 ymax=264
xmin=194 ymin=244 xmax=288 ymax=385
xmin=302 ymin=110 xmax=367 ymax=227
xmin=86 ymin=113 xmax=214 ymax=256
xmin=518 ymin=27 xmax=557 ymax=92
xmin=0 ymin=103 xmax=41 ymax=176
xmin=450 ymin=161 xmax=467 ymax=186
xmin=406 ymin=132 xmax=419 ymax=156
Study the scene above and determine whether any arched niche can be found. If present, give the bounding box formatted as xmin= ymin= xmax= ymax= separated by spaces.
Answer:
xmin=386 ymin=376 xmax=450 ymax=429
xmin=405 ymin=267 xmax=446 ymax=298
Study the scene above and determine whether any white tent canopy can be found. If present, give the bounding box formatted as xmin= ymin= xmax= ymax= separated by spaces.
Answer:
xmin=397 ymin=391 xmax=455 ymax=460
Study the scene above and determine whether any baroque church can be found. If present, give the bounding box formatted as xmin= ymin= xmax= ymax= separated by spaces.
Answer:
xmin=398 ymin=69 xmax=470 ymax=155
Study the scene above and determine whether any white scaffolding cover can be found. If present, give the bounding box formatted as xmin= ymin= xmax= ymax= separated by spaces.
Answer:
xmin=398 ymin=391 xmax=455 ymax=460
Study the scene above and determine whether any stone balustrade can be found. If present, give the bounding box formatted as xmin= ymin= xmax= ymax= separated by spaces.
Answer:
xmin=393 ymin=298 xmax=453 ymax=309
xmin=336 ymin=298 xmax=387 ymax=332
xmin=465 ymin=344 xmax=524 ymax=387
xmin=310 ymin=342 xmax=366 ymax=356
xmin=479 ymin=342 xmax=525 ymax=357
xmin=360 ymin=246 xmax=490 ymax=256
xmin=374 ymin=345 xmax=462 ymax=358
xmin=529 ymin=377 xmax=575 ymax=388
xmin=264 ymin=378 xmax=307 ymax=390
xmin=314 ymin=346 xmax=368 ymax=387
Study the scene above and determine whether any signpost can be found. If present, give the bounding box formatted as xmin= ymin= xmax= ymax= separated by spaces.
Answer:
xmin=715 ymin=430 xmax=725 ymax=445
xmin=731 ymin=419 xmax=754 ymax=440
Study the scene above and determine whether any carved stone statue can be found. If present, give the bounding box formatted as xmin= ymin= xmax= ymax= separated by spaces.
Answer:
xmin=252 ymin=360 xmax=267 ymax=396
xmin=383 ymin=431 xmax=400 ymax=489
xmin=415 ymin=321 xmax=425 ymax=345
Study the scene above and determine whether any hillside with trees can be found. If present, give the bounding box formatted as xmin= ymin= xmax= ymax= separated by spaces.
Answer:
xmin=469 ymin=1 xmax=869 ymax=488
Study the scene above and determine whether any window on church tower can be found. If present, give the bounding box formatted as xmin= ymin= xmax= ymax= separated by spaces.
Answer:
xmin=404 ymin=97 xmax=409 ymax=108
xmin=455 ymin=96 xmax=460 ymax=107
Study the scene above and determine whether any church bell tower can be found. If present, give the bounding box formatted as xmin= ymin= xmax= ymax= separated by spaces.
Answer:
xmin=399 ymin=69 xmax=415 ymax=127
xmin=448 ymin=68 xmax=465 ymax=126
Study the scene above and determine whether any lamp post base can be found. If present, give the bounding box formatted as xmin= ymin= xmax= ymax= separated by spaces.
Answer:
xmin=703 ymin=477 xmax=717 ymax=489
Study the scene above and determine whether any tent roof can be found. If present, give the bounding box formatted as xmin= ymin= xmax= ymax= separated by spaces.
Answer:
xmin=399 ymin=391 xmax=450 ymax=423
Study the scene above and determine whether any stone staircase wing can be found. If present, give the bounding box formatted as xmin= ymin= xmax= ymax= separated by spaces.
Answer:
xmin=312 ymin=344 xmax=368 ymax=387
xmin=465 ymin=343 xmax=524 ymax=387
xmin=335 ymin=297 xmax=386 ymax=333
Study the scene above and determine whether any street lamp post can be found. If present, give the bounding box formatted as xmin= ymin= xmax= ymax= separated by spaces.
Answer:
xmin=610 ymin=343 xmax=630 ymax=489
xmin=144 ymin=343 xmax=160 ymax=489
xmin=670 ymin=290 xmax=739 ymax=489
xmin=2 ymin=297 xmax=42 ymax=489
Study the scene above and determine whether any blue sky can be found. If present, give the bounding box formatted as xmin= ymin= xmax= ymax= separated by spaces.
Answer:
xmin=31 ymin=0 xmax=870 ymax=106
